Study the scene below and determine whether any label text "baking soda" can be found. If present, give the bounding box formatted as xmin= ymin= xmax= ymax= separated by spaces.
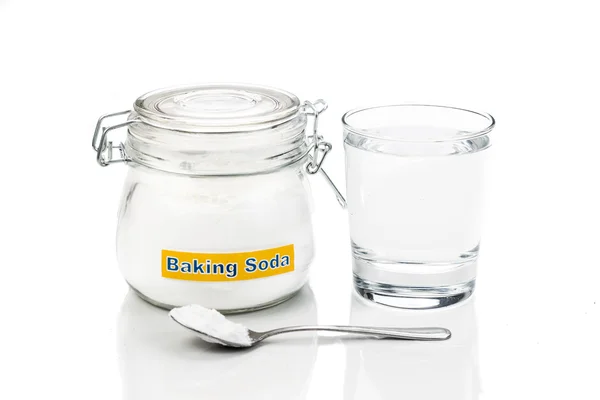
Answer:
xmin=161 ymin=245 xmax=295 ymax=282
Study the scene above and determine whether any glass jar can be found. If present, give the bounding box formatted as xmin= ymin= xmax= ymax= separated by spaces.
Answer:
xmin=92 ymin=84 xmax=343 ymax=312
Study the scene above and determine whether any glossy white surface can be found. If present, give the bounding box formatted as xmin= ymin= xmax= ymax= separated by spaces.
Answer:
xmin=1 ymin=1 xmax=599 ymax=399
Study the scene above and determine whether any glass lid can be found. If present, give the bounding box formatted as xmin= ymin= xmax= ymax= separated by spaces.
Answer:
xmin=133 ymin=83 xmax=301 ymax=133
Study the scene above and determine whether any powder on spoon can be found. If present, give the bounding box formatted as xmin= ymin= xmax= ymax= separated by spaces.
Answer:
xmin=169 ymin=305 xmax=252 ymax=347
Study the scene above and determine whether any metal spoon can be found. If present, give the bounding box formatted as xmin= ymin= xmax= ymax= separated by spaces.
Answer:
xmin=170 ymin=314 xmax=451 ymax=348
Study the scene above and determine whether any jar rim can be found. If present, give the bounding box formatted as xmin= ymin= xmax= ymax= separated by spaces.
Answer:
xmin=133 ymin=83 xmax=302 ymax=133
xmin=342 ymin=104 xmax=495 ymax=143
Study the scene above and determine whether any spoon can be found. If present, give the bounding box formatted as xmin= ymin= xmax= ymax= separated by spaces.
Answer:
xmin=169 ymin=305 xmax=451 ymax=348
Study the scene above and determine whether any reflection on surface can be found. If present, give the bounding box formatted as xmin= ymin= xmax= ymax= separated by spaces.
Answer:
xmin=344 ymin=295 xmax=480 ymax=400
xmin=117 ymin=286 xmax=318 ymax=400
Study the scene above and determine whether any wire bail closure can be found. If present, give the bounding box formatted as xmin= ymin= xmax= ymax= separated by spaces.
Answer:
xmin=302 ymin=100 xmax=347 ymax=209
xmin=303 ymin=99 xmax=330 ymax=174
xmin=92 ymin=110 xmax=134 ymax=166
xmin=92 ymin=101 xmax=347 ymax=208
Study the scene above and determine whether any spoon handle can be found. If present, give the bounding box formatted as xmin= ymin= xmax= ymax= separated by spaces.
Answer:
xmin=258 ymin=325 xmax=451 ymax=341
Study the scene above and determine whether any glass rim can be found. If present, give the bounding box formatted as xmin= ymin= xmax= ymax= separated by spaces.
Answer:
xmin=341 ymin=104 xmax=495 ymax=143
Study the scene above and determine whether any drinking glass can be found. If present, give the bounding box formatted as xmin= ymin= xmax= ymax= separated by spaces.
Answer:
xmin=342 ymin=105 xmax=495 ymax=309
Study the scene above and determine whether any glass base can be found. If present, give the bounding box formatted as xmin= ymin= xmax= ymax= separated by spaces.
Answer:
xmin=354 ymin=275 xmax=475 ymax=309
xmin=128 ymin=283 xmax=302 ymax=314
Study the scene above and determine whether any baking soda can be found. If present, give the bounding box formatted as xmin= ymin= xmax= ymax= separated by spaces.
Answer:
xmin=170 ymin=305 xmax=252 ymax=347
xmin=118 ymin=164 xmax=314 ymax=311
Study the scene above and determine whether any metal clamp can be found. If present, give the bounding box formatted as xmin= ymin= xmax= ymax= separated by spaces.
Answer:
xmin=302 ymin=99 xmax=328 ymax=174
xmin=302 ymin=100 xmax=347 ymax=209
xmin=92 ymin=111 xmax=134 ymax=167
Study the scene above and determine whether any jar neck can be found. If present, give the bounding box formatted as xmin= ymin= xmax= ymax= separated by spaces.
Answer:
xmin=125 ymin=113 xmax=309 ymax=175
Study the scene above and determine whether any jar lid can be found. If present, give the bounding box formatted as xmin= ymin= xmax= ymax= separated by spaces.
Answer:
xmin=133 ymin=84 xmax=301 ymax=133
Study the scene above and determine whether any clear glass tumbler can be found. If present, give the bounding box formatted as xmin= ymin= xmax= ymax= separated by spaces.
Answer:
xmin=343 ymin=105 xmax=495 ymax=309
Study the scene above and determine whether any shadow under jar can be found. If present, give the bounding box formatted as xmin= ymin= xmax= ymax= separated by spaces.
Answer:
xmin=92 ymin=84 xmax=339 ymax=313
xmin=343 ymin=105 xmax=495 ymax=309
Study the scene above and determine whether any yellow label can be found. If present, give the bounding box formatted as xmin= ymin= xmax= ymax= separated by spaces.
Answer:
xmin=161 ymin=245 xmax=295 ymax=281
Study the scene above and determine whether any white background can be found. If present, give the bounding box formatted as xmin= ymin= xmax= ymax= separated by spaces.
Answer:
xmin=1 ymin=0 xmax=599 ymax=399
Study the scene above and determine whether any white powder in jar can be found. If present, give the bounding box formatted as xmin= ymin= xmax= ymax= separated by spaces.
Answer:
xmin=170 ymin=305 xmax=252 ymax=347
xmin=117 ymin=164 xmax=315 ymax=311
